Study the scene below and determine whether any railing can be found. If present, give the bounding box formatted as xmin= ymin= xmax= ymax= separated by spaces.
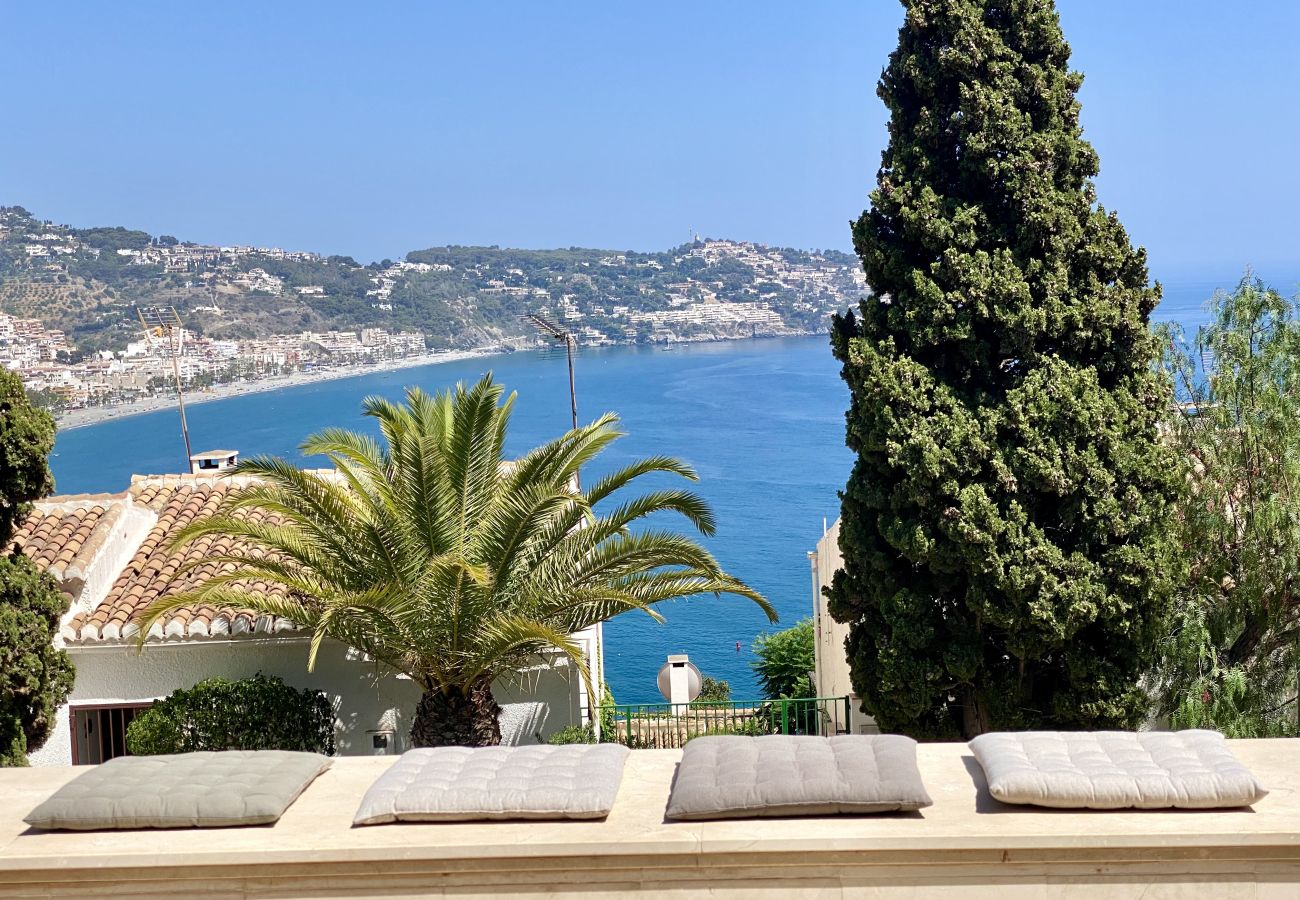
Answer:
xmin=598 ymin=696 xmax=852 ymax=749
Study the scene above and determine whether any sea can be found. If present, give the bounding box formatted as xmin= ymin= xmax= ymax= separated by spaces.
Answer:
xmin=47 ymin=273 xmax=1291 ymax=703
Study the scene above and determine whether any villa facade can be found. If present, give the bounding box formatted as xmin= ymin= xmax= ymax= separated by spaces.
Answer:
xmin=14 ymin=471 xmax=599 ymax=766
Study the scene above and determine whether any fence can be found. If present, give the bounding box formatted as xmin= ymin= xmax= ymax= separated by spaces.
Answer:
xmin=598 ymin=696 xmax=851 ymax=749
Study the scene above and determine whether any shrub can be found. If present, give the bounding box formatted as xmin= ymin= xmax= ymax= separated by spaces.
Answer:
xmin=752 ymin=620 xmax=815 ymax=701
xmin=125 ymin=673 xmax=335 ymax=755
xmin=0 ymin=555 xmax=74 ymax=766
xmin=694 ymin=676 xmax=731 ymax=704
xmin=546 ymin=724 xmax=596 ymax=745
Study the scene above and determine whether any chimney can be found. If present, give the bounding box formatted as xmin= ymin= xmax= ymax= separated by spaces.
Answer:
xmin=188 ymin=449 xmax=239 ymax=475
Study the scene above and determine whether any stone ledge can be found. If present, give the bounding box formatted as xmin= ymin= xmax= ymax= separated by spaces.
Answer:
xmin=1 ymin=739 xmax=1298 ymax=898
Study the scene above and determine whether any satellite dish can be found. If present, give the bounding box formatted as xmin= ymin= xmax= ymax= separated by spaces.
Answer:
xmin=657 ymin=656 xmax=702 ymax=704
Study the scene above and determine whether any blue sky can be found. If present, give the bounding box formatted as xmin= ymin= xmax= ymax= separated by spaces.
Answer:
xmin=2 ymin=2 xmax=1298 ymax=282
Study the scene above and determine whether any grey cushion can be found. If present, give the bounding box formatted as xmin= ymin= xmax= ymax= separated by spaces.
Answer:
xmin=969 ymin=730 xmax=1268 ymax=810
xmin=352 ymin=744 xmax=631 ymax=825
xmin=24 ymin=750 xmax=332 ymax=830
xmin=665 ymin=734 xmax=933 ymax=820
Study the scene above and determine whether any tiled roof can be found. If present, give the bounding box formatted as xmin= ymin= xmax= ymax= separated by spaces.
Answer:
xmin=11 ymin=494 xmax=120 ymax=583
xmin=63 ymin=479 xmax=298 ymax=643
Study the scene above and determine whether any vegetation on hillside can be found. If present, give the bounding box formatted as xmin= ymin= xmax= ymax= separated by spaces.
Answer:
xmin=830 ymin=0 xmax=1178 ymax=739
xmin=0 ymin=206 xmax=863 ymax=355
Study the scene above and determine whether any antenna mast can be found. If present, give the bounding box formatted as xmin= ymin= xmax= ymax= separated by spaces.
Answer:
xmin=522 ymin=313 xmax=578 ymax=432
xmin=137 ymin=306 xmax=193 ymax=466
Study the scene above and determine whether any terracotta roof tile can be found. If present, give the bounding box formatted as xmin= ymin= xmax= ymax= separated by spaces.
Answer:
xmin=14 ymin=475 xmax=313 ymax=645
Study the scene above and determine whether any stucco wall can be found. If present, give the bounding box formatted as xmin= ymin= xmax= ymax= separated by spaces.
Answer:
xmin=29 ymin=637 xmax=581 ymax=766
xmin=809 ymin=518 xmax=877 ymax=735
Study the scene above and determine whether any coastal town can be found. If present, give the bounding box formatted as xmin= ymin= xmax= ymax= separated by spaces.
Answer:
xmin=0 ymin=206 xmax=867 ymax=420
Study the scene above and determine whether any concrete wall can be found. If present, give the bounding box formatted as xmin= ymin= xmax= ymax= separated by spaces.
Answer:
xmin=29 ymin=637 xmax=582 ymax=766
xmin=808 ymin=518 xmax=877 ymax=735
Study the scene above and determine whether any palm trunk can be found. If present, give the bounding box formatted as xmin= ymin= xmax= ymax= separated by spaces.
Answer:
xmin=411 ymin=676 xmax=503 ymax=747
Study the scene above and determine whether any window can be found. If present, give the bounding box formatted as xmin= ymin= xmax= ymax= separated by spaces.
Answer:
xmin=70 ymin=703 xmax=152 ymax=765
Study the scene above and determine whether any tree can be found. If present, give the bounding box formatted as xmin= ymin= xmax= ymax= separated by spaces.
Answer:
xmin=140 ymin=375 xmax=774 ymax=747
xmin=1155 ymin=278 xmax=1300 ymax=736
xmin=752 ymin=619 xmax=815 ymax=701
xmin=0 ymin=369 xmax=57 ymax=541
xmin=829 ymin=0 xmax=1178 ymax=739
xmin=0 ymin=369 xmax=71 ymax=765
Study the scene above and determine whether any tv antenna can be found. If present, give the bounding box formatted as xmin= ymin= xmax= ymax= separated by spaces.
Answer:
xmin=522 ymin=313 xmax=578 ymax=432
xmin=136 ymin=306 xmax=193 ymax=466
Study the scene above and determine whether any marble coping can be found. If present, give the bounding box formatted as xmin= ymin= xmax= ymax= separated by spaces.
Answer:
xmin=1 ymin=739 xmax=1298 ymax=876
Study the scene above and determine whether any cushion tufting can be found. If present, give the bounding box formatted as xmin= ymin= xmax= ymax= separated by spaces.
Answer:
xmin=665 ymin=734 xmax=933 ymax=820
xmin=352 ymin=744 xmax=632 ymax=825
xmin=969 ymin=730 xmax=1268 ymax=810
xmin=24 ymin=750 xmax=332 ymax=830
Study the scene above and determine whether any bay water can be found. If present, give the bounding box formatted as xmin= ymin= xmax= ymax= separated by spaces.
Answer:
xmin=48 ymin=276 xmax=1283 ymax=703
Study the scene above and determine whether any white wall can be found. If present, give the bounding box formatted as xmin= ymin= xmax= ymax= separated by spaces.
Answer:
xmin=809 ymin=518 xmax=877 ymax=735
xmin=29 ymin=637 xmax=581 ymax=766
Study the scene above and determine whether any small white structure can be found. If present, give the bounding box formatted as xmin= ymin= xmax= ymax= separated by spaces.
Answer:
xmin=16 ymin=471 xmax=599 ymax=766
xmin=808 ymin=518 xmax=877 ymax=735
xmin=188 ymin=449 xmax=239 ymax=474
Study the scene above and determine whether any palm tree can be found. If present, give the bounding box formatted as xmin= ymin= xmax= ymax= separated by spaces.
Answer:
xmin=139 ymin=375 xmax=775 ymax=746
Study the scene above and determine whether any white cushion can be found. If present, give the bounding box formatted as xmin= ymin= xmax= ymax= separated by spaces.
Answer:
xmin=24 ymin=750 xmax=332 ymax=830
xmin=352 ymin=744 xmax=631 ymax=824
xmin=969 ymin=730 xmax=1267 ymax=809
xmin=665 ymin=734 xmax=933 ymax=820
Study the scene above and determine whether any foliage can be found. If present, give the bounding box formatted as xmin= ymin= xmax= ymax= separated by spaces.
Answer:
xmin=0 ymin=207 xmax=863 ymax=355
xmin=125 ymin=674 xmax=335 ymax=755
xmin=546 ymin=724 xmax=596 ymax=745
xmin=0 ymin=368 xmax=56 ymax=543
xmin=138 ymin=375 xmax=774 ymax=747
xmin=0 ymin=370 xmax=67 ymax=766
xmin=752 ymin=619 xmax=815 ymax=701
xmin=829 ymin=0 xmax=1178 ymax=739
xmin=0 ymin=554 xmax=74 ymax=765
xmin=694 ymin=676 xmax=732 ymax=703
xmin=598 ymin=682 xmax=617 ymax=741
xmin=1155 ymin=277 xmax=1300 ymax=737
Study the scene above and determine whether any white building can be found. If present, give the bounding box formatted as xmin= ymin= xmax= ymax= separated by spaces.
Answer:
xmin=17 ymin=469 xmax=600 ymax=766
xmin=808 ymin=518 xmax=877 ymax=735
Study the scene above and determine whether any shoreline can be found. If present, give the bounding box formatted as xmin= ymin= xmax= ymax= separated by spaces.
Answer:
xmin=54 ymin=348 xmax=505 ymax=432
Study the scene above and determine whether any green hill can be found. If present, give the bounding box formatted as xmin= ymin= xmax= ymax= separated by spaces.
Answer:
xmin=0 ymin=206 xmax=865 ymax=354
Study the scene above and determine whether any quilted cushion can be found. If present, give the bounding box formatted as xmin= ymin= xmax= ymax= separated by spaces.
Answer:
xmin=665 ymin=734 xmax=932 ymax=820
xmin=352 ymin=744 xmax=631 ymax=824
xmin=24 ymin=750 xmax=332 ymax=830
xmin=970 ymin=730 xmax=1268 ymax=810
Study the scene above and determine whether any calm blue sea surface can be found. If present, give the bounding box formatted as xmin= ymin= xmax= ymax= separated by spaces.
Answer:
xmin=52 ymin=335 xmax=851 ymax=702
xmin=49 ymin=274 xmax=1296 ymax=703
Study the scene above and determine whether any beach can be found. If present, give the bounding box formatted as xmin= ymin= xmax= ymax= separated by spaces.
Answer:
xmin=54 ymin=347 xmax=504 ymax=431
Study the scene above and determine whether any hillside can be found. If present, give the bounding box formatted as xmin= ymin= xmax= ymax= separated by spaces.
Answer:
xmin=0 ymin=206 xmax=866 ymax=356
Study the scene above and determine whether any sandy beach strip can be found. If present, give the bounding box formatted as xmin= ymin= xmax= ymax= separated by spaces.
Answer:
xmin=55 ymin=347 xmax=505 ymax=432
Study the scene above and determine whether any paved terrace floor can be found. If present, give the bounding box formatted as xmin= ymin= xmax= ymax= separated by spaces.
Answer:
xmin=1 ymin=740 xmax=1299 ymax=898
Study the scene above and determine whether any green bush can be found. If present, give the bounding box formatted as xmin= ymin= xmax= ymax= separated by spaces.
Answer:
xmin=126 ymin=673 xmax=335 ymax=755
xmin=752 ymin=620 xmax=815 ymax=701
xmin=546 ymin=724 xmax=596 ymax=745
xmin=694 ymin=676 xmax=731 ymax=704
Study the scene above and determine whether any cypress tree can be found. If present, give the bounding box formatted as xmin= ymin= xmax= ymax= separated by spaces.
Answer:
xmin=829 ymin=0 xmax=1177 ymax=739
